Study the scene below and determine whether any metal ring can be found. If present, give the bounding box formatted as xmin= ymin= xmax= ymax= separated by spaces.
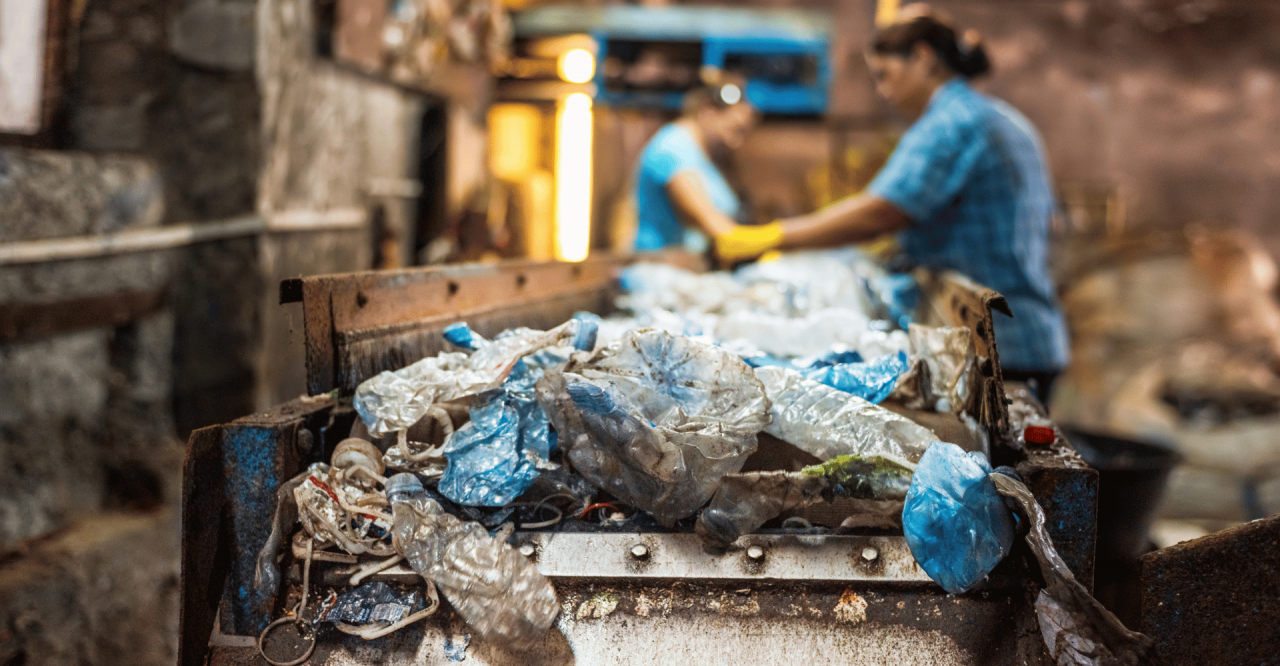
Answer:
xmin=257 ymin=615 xmax=317 ymax=666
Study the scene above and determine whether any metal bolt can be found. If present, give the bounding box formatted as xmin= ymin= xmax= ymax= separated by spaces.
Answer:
xmin=519 ymin=544 xmax=536 ymax=558
xmin=862 ymin=547 xmax=879 ymax=562
xmin=746 ymin=545 xmax=765 ymax=561
xmin=630 ymin=544 xmax=649 ymax=559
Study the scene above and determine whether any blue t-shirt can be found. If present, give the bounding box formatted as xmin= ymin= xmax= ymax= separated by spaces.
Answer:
xmin=634 ymin=124 xmax=741 ymax=252
xmin=867 ymin=79 xmax=1070 ymax=372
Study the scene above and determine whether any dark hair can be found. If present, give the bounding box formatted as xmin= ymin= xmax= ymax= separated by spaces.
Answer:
xmin=872 ymin=15 xmax=991 ymax=78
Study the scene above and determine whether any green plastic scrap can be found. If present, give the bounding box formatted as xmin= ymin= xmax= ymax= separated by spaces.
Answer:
xmin=800 ymin=455 xmax=914 ymax=500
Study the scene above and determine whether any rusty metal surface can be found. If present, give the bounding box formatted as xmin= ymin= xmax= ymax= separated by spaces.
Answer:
xmin=1139 ymin=513 xmax=1280 ymax=666
xmin=915 ymin=269 xmax=1012 ymax=440
xmin=518 ymin=532 xmax=932 ymax=583
xmin=179 ymin=396 xmax=343 ymax=666
xmin=1018 ymin=443 xmax=1098 ymax=590
xmin=210 ymin=580 xmax=1045 ymax=666
xmin=296 ymin=257 xmax=623 ymax=396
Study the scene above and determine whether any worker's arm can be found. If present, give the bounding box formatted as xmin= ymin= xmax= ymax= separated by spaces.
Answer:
xmin=778 ymin=194 xmax=911 ymax=248
xmin=665 ymin=171 xmax=739 ymax=238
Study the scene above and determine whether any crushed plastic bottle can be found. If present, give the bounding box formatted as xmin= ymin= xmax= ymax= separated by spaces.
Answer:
xmin=901 ymin=442 xmax=1015 ymax=594
xmin=754 ymin=366 xmax=935 ymax=467
xmin=800 ymin=454 xmax=915 ymax=500
xmin=386 ymin=473 xmax=558 ymax=650
xmin=354 ymin=316 xmax=597 ymax=436
xmin=695 ymin=470 xmax=827 ymax=547
xmin=537 ymin=330 xmax=771 ymax=525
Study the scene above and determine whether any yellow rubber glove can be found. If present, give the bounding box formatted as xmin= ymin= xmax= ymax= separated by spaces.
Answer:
xmin=715 ymin=222 xmax=784 ymax=264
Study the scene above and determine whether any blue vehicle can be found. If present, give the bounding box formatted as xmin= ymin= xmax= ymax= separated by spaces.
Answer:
xmin=513 ymin=5 xmax=831 ymax=115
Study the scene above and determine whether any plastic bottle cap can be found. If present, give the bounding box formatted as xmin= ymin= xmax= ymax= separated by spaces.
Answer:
xmin=1024 ymin=426 xmax=1055 ymax=445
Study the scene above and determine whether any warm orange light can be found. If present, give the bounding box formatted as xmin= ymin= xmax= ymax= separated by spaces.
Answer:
xmin=554 ymin=93 xmax=592 ymax=262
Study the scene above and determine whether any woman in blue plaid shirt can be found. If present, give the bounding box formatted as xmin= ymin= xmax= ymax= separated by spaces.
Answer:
xmin=716 ymin=9 xmax=1069 ymax=400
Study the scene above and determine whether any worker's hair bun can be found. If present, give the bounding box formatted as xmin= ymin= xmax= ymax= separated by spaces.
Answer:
xmin=872 ymin=11 xmax=992 ymax=78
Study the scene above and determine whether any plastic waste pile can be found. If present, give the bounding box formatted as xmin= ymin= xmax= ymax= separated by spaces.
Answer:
xmin=252 ymin=250 xmax=1141 ymax=661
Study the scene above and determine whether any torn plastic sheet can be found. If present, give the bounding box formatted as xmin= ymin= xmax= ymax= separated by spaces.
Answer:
xmin=714 ymin=308 xmax=909 ymax=359
xmin=800 ymin=454 xmax=915 ymax=501
xmin=387 ymin=474 xmax=559 ymax=650
xmin=617 ymin=263 xmax=744 ymax=315
xmin=908 ymin=324 xmax=975 ymax=413
xmin=353 ymin=316 xmax=597 ymax=436
xmin=989 ymin=472 xmax=1157 ymax=666
xmin=902 ymin=442 xmax=1015 ymax=594
xmin=755 ymin=366 xmax=935 ymax=467
xmin=437 ymin=357 xmax=557 ymax=507
xmin=537 ymin=330 xmax=771 ymax=526
xmin=869 ymin=272 xmax=921 ymax=330
xmin=734 ymin=253 xmax=878 ymax=317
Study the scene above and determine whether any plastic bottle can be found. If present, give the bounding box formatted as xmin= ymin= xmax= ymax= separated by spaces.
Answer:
xmin=386 ymin=474 xmax=558 ymax=650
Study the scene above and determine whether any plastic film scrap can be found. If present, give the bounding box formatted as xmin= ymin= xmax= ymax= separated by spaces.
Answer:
xmin=387 ymin=474 xmax=558 ymax=651
xmin=353 ymin=317 xmax=596 ymax=436
xmin=754 ymin=366 xmax=935 ymax=467
xmin=537 ymin=330 xmax=771 ymax=525
xmin=696 ymin=470 xmax=829 ymax=547
xmin=989 ymin=473 xmax=1157 ymax=666
xmin=902 ymin=442 xmax=1015 ymax=594
xmin=908 ymin=324 xmax=976 ymax=413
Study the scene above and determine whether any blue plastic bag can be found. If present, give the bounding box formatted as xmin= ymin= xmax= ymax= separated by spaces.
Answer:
xmin=746 ymin=349 xmax=907 ymax=404
xmin=436 ymin=316 xmax=598 ymax=507
xmin=804 ymin=350 xmax=908 ymax=404
xmin=902 ymin=442 xmax=1016 ymax=594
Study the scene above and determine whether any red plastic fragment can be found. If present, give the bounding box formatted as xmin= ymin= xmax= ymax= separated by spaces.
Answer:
xmin=1024 ymin=426 xmax=1055 ymax=445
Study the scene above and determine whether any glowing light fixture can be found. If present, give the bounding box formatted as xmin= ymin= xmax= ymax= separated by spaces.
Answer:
xmin=558 ymin=48 xmax=595 ymax=84
xmin=554 ymin=93 xmax=593 ymax=262
xmin=719 ymin=83 xmax=742 ymax=105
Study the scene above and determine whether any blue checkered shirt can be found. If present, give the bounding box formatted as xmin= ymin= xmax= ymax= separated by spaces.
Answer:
xmin=868 ymin=79 xmax=1070 ymax=372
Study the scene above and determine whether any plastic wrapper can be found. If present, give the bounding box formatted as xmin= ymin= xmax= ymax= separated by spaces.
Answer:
xmin=755 ymin=366 xmax=935 ymax=467
xmin=908 ymin=324 xmax=975 ymax=413
xmin=695 ymin=471 xmax=828 ymax=547
xmin=805 ymin=351 xmax=910 ymax=403
xmin=387 ymin=474 xmax=558 ymax=650
xmin=294 ymin=463 xmax=396 ymax=556
xmin=735 ymin=253 xmax=877 ymax=317
xmin=990 ymin=472 xmax=1156 ymax=665
xmin=537 ymin=330 xmax=771 ymax=525
xmin=353 ymin=316 xmax=597 ymax=436
xmin=901 ymin=442 xmax=1015 ymax=594
xmin=325 ymin=581 xmax=428 ymax=627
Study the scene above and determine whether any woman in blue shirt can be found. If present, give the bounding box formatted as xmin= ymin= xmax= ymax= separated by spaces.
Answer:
xmin=634 ymin=79 xmax=760 ymax=252
xmin=716 ymin=11 xmax=1069 ymax=398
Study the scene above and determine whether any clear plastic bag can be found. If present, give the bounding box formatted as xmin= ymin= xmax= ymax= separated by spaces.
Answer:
xmin=354 ymin=317 xmax=596 ymax=436
xmin=537 ymin=330 xmax=771 ymax=525
xmin=901 ymin=442 xmax=1015 ymax=594
xmin=754 ymin=366 xmax=935 ymax=467
xmin=386 ymin=474 xmax=558 ymax=650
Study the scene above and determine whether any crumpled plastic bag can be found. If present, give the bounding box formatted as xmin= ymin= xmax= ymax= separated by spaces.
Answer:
xmin=734 ymin=253 xmax=877 ymax=317
xmin=536 ymin=330 xmax=771 ymax=525
xmin=436 ymin=358 xmax=556 ymax=507
xmin=353 ymin=316 xmax=597 ymax=436
xmin=746 ymin=349 xmax=908 ymax=403
xmin=901 ymin=442 xmax=1015 ymax=594
xmin=754 ymin=366 xmax=935 ymax=466
xmin=617 ymin=263 xmax=744 ymax=314
xmin=908 ymin=324 xmax=975 ymax=414
xmin=989 ymin=472 xmax=1157 ymax=665
xmin=869 ymin=272 xmax=921 ymax=330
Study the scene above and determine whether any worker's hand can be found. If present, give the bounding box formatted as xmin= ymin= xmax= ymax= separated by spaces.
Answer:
xmin=714 ymin=222 xmax=784 ymax=264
